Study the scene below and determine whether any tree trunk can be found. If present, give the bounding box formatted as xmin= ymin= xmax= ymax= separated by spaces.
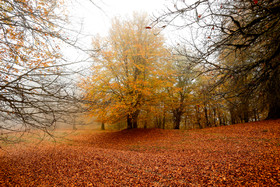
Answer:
xmin=266 ymin=102 xmax=280 ymax=119
xmin=162 ymin=112 xmax=166 ymax=129
xmin=243 ymin=107 xmax=249 ymax=123
xmin=101 ymin=122 xmax=105 ymax=130
xmin=127 ymin=110 xmax=140 ymax=129
xmin=266 ymin=70 xmax=280 ymax=119
xmin=174 ymin=114 xmax=181 ymax=129
xmin=133 ymin=110 xmax=140 ymax=128
xmin=229 ymin=106 xmax=237 ymax=125
xmin=253 ymin=109 xmax=258 ymax=121
xmin=213 ymin=108 xmax=217 ymax=127
xmin=204 ymin=104 xmax=210 ymax=127
xmin=132 ymin=119 xmax=138 ymax=129
xmin=158 ymin=116 xmax=162 ymax=128
xmin=173 ymin=109 xmax=182 ymax=129
xmin=127 ymin=115 xmax=133 ymax=129
xmin=196 ymin=105 xmax=202 ymax=129
xmin=144 ymin=120 xmax=147 ymax=129
xmin=218 ymin=111 xmax=223 ymax=126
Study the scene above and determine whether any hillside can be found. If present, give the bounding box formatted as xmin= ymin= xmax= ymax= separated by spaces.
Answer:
xmin=0 ymin=120 xmax=279 ymax=186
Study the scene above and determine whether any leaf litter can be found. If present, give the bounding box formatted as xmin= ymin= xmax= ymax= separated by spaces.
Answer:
xmin=0 ymin=120 xmax=279 ymax=186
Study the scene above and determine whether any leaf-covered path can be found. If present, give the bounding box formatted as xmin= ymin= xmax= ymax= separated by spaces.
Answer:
xmin=1 ymin=120 xmax=280 ymax=186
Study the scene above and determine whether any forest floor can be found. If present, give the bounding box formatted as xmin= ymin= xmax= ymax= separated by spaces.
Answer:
xmin=0 ymin=120 xmax=280 ymax=186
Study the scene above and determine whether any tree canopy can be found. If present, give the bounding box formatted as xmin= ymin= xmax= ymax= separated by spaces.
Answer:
xmin=154 ymin=0 xmax=280 ymax=120
xmin=0 ymin=0 xmax=81 ymax=143
xmin=81 ymin=13 xmax=170 ymax=129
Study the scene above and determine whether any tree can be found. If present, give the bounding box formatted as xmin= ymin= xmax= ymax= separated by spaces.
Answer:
xmin=165 ymin=54 xmax=195 ymax=129
xmin=81 ymin=13 xmax=169 ymax=129
xmin=155 ymin=0 xmax=280 ymax=120
xmin=0 ymin=0 xmax=81 ymax=143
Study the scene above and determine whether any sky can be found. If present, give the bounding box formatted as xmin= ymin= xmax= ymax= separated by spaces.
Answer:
xmin=68 ymin=0 xmax=170 ymax=40
xmin=62 ymin=0 xmax=173 ymax=70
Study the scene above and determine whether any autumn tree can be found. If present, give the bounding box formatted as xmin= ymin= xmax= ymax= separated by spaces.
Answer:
xmin=0 ymin=0 xmax=83 ymax=143
xmin=164 ymin=54 xmax=196 ymax=129
xmin=81 ymin=13 xmax=169 ymax=129
xmin=155 ymin=0 xmax=280 ymax=120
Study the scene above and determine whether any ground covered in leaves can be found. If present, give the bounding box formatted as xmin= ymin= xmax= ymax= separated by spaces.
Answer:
xmin=1 ymin=120 xmax=280 ymax=186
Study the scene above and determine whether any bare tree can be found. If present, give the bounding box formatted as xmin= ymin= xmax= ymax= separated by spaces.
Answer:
xmin=0 ymin=0 xmax=86 ymax=143
xmin=154 ymin=0 xmax=280 ymax=120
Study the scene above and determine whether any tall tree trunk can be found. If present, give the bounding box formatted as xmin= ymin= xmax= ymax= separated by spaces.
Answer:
xmin=134 ymin=110 xmax=140 ymax=128
xmin=132 ymin=119 xmax=138 ymax=129
xmin=184 ymin=115 xmax=187 ymax=129
xmin=144 ymin=120 xmax=147 ymax=129
xmin=196 ymin=105 xmax=202 ymax=129
xmin=266 ymin=69 xmax=280 ymax=119
xmin=204 ymin=105 xmax=210 ymax=127
xmin=127 ymin=110 xmax=140 ymax=129
xmin=173 ymin=109 xmax=182 ymax=129
xmin=266 ymin=102 xmax=280 ymax=119
xmin=127 ymin=115 xmax=133 ymax=129
xmin=162 ymin=112 xmax=166 ymax=129
xmin=158 ymin=117 xmax=162 ymax=128
xmin=174 ymin=114 xmax=181 ymax=129
xmin=229 ymin=105 xmax=237 ymax=125
xmin=218 ymin=110 xmax=222 ymax=126
xmin=101 ymin=122 xmax=105 ymax=130
xmin=253 ymin=109 xmax=258 ymax=121
xmin=243 ymin=106 xmax=249 ymax=123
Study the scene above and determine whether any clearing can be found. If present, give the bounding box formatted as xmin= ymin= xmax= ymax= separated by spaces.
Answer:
xmin=0 ymin=120 xmax=280 ymax=186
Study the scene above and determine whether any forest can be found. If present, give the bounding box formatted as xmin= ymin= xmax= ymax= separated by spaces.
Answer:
xmin=0 ymin=0 xmax=279 ymax=135
xmin=80 ymin=0 xmax=280 ymax=130
xmin=0 ymin=0 xmax=279 ymax=185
